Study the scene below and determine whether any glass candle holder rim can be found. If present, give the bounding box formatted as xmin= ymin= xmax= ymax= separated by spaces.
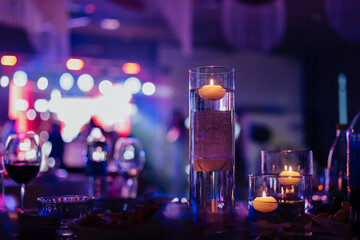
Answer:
xmin=261 ymin=150 xmax=313 ymax=175
xmin=261 ymin=150 xmax=313 ymax=154
xmin=37 ymin=195 xmax=95 ymax=203
xmin=249 ymin=174 xmax=278 ymax=178
xmin=249 ymin=174 xmax=306 ymax=179
xmin=189 ymin=66 xmax=235 ymax=74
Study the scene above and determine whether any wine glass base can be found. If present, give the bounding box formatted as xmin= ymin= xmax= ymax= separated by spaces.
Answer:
xmin=57 ymin=228 xmax=74 ymax=237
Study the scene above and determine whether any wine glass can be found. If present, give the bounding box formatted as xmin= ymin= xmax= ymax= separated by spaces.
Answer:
xmin=114 ymin=137 xmax=145 ymax=198
xmin=115 ymin=137 xmax=145 ymax=177
xmin=4 ymin=133 xmax=41 ymax=212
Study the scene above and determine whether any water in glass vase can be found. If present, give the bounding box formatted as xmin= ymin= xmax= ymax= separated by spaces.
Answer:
xmin=249 ymin=199 xmax=311 ymax=236
xmin=189 ymin=88 xmax=234 ymax=217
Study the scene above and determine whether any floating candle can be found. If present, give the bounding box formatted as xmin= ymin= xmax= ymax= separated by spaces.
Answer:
xmin=278 ymin=165 xmax=301 ymax=185
xmin=194 ymin=158 xmax=232 ymax=172
xmin=198 ymin=79 xmax=226 ymax=101
xmin=252 ymin=191 xmax=278 ymax=213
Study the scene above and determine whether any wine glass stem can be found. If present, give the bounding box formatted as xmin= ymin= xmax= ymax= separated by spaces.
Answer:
xmin=20 ymin=183 xmax=25 ymax=211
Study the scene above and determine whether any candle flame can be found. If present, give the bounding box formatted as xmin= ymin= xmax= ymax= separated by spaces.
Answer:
xmin=209 ymin=79 xmax=214 ymax=85
xmin=338 ymin=176 xmax=342 ymax=191
xmin=284 ymin=165 xmax=287 ymax=171
xmin=289 ymin=166 xmax=293 ymax=173
xmin=281 ymin=187 xmax=284 ymax=194
xmin=262 ymin=191 xmax=266 ymax=198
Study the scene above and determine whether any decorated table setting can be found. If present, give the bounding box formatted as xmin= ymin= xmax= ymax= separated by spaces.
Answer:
xmin=0 ymin=66 xmax=359 ymax=240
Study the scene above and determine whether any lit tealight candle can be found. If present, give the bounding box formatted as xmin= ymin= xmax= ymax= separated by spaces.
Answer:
xmin=198 ymin=79 xmax=226 ymax=101
xmin=252 ymin=191 xmax=278 ymax=213
xmin=278 ymin=165 xmax=300 ymax=185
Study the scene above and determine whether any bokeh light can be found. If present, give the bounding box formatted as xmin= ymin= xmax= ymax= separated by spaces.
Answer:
xmin=34 ymin=99 xmax=49 ymax=112
xmin=55 ymin=169 xmax=68 ymax=178
xmin=1 ymin=55 xmax=17 ymax=66
xmin=37 ymin=77 xmax=48 ymax=90
xmin=167 ymin=127 xmax=180 ymax=142
xmin=98 ymin=80 xmax=113 ymax=95
xmin=51 ymin=89 xmax=62 ymax=100
xmin=142 ymin=82 xmax=156 ymax=96
xmin=66 ymin=58 xmax=84 ymax=71
xmin=15 ymin=99 xmax=29 ymax=111
xmin=77 ymin=74 xmax=94 ymax=92
xmin=84 ymin=3 xmax=96 ymax=14
xmin=13 ymin=70 xmax=28 ymax=87
xmin=131 ymin=104 xmax=138 ymax=115
xmin=26 ymin=109 xmax=36 ymax=120
xmin=184 ymin=117 xmax=190 ymax=129
xmin=185 ymin=164 xmax=190 ymax=175
xmin=59 ymin=73 xmax=74 ymax=90
xmin=235 ymin=122 xmax=241 ymax=139
xmin=124 ymin=77 xmax=141 ymax=94
xmin=40 ymin=112 xmax=51 ymax=121
xmin=5 ymin=195 xmax=17 ymax=211
xmin=40 ymin=131 xmax=49 ymax=142
xmin=48 ymin=157 xmax=56 ymax=168
xmin=68 ymin=17 xmax=90 ymax=28
xmin=100 ymin=18 xmax=120 ymax=30
xmin=122 ymin=62 xmax=141 ymax=75
xmin=0 ymin=76 xmax=9 ymax=88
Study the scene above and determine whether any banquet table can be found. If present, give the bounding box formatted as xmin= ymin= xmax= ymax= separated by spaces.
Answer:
xmin=0 ymin=173 xmax=346 ymax=240
xmin=0 ymin=212 xmax=344 ymax=240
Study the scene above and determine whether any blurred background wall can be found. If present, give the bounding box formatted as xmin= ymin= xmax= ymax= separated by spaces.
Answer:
xmin=0 ymin=0 xmax=360 ymax=199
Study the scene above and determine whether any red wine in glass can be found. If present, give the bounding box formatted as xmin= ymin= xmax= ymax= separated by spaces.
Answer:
xmin=4 ymin=163 xmax=40 ymax=184
xmin=4 ymin=133 xmax=41 ymax=212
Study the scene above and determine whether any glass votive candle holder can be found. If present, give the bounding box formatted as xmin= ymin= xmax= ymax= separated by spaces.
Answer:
xmin=249 ymin=174 xmax=311 ymax=237
xmin=261 ymin=150 xmax=313 ymax=208
xmin=38 ymin=195 xmax=94 ymax=237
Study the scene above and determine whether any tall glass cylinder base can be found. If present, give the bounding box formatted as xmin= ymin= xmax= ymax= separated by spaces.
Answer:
xmin=189 ymin=66 xmax=235 ymax=226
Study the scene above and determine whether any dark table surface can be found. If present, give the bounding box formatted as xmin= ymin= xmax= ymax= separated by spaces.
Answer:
xmin=0 ymin=173 xmax=345 ymax=240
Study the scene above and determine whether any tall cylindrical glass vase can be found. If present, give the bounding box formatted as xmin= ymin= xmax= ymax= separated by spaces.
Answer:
xmin=189 ymin=66 xmax=235 ymax=221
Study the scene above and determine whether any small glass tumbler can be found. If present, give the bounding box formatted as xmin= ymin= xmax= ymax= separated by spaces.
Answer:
xmin=189 ymin=66 xmax=235 ymax=222
xmin=38 ymin=195 xmax=94 ymax=237
xmin=249 ymin=174 xmax=311 ymax=236
xmin=261 ymin=150 xmax=313 ymax=208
